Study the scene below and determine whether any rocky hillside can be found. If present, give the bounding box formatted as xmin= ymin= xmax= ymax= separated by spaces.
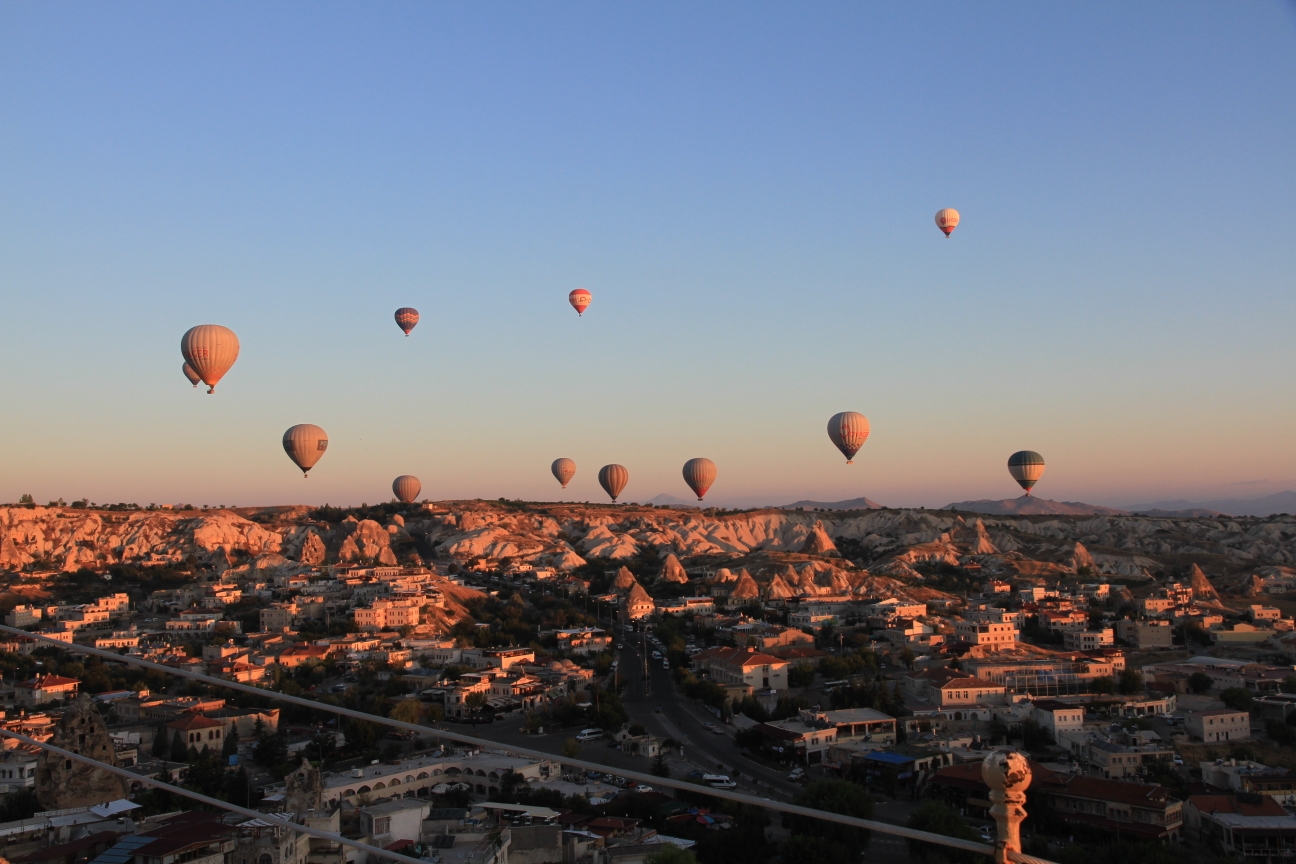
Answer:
xmin=1 ymin=502 xmax=1294 ymax=599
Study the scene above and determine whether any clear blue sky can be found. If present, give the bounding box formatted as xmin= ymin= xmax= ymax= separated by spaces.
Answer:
xmin=1 ymin=2 xmax=1294 ymax=509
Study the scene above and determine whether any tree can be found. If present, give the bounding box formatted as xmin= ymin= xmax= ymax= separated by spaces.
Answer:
xmin=1091 ymin=676 xmax=1115 ymax=695
xmin=651 ymin=753 xmax=670 ymax=777
xmin=787 ymin=664 xmax=816 ymax=688
xmin=900 ymin=646 xmax=917 ymax=670
xmin=1280 ymin=675 xmax=1296 ymax=694
xmin=389 ymin=699 xmax=423 ymax=724
xmin=562 ymin=738 xmax=580 ymax=759
xmin=465 ymin=691 xmax=488 ymax=723
xmin=1221 ymin=687 xmax=1255 ymax=713
xmin=1118 ymin=669 xmax=1145 ymax=695
xmin=645 ymin=845 xmax=697 ymax=864
xmin=222 ymin=724 xmax=239 ymax=758
xmin=784 ymin=779 xmax=872 ymax=851
xmin=1189 ymin=672 xmax=1213 ymax=694
xmin=906 ymin=800 xmax=984 ymax=864
xmin=170 ymin=728 xmax=189 ymax=763
xmin=152 ymin=724 xmax=169 ymax=758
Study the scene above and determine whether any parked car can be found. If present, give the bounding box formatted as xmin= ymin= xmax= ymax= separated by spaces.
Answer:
xmin=634 ymin=784 xmax=653 ymax=794
xmin=788 ymin=768 xmax=805 ymax=781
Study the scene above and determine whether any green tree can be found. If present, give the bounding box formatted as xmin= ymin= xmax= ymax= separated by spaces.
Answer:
xmin=784 ymin=779 xmax=872 ymax=854
xmin=645 ymin=845 xmax=697 ymax=864
xmin=169 ymin=729 xmax=189 ymax=763
xmin=1091 ymin=676 xmax=1115 ymax=695
xmin=389 ymin=699 xmax=423 ymax=724
xmin=651 ymin=753 xmax=670 ymax=777
xmin=562 ymin=738 xmax=580 ymax=759
xmin=906 ymin=800 xmax=987 ymax=864
xmin=465 ymin=691 xmax=488 ymax=723
xmin=152 ymin=725 xmax=169 ymax=758
xmin=222 ymin=724 xmax=239 ymax=758
xmin=1189 ymin=672 xmax=1213 ymax=694
xmin=1118 ymin=669 xmax=1144 ymax=695
xmin=787 ymin=664 xmax=816 ymax=688
xmin=1221 ymin=687 xmax=1255 ymax=713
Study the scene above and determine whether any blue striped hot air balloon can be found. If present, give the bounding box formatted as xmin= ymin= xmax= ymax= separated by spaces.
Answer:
xmin=1007 ymin=451 xmax=1045 ymax=495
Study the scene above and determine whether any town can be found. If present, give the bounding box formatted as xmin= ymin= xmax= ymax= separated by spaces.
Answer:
xmin=0 ymin=500 xmax=1291 ymax=864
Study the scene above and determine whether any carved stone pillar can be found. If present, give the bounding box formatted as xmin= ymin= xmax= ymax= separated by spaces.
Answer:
xmin=981 ymin=748 xmax=1032 ymax=864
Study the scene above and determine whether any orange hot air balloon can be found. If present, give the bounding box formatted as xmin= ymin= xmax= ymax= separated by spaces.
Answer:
xmin=682 ymin=458 xmax=716 ymax=501
xmin=282 ymin=424 xmax=329 ymax=478
xmin=181 ymin=325 xmax=240 ymax=394
xmin=598 ymin=464 xmax=628 ymax=502
xmin=551 ymin=458 xmax=577 ymax=489
xmin=827 ymin=411 xmax=870 ymax=463
xmin=935 ymin=208 xmax=960 ymax=237
xmin=393 ymin=475 xmax=421 ymax=503
xmin=569 ymin=289 xmax=591 ymax=317
xmin=395 ymin=307 xmax=419 ymax=336
xmin=182 ymin=362 xmax=201 ymax=388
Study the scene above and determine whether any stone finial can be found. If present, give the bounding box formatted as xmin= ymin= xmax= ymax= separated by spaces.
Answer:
xmin=981 ymin=748 xmax=1031 ymax=864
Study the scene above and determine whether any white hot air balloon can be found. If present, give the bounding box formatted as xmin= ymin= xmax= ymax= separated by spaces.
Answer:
xmin=935 ymin=208 xmax=960 ymax=238
xmin=282 ymin=425 xmax=329 ymax=478
xmin=827 ymin=412 xmax=870 ymax=463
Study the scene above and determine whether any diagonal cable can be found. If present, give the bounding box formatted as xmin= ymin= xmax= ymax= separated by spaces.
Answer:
xmin=0 ymin=623 xmax=999 ymax=856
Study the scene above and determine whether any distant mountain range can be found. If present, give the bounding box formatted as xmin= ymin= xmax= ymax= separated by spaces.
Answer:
xmin=1125 ymin=490 xmax=1296 ymax=518
xmin=943 ymin=496 xmax=1129 ymax=516
xmin=778 ymin=496 xmax=885 ymax=511
xmin=645 ymin=493 xmax=701 ymax=508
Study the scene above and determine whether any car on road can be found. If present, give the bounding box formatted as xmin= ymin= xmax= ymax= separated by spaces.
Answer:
xmin=710 ymin=726 xmax=724 ymax=734
xmin=662 ymin=659 xmax=670 ymax=670
xmin=709 ymin=780 xmax=737 ymax=789
xmin=688 ymin=770 xmax=705 ymax=779
xmin=576 ymin=728 xmax=604 ymax=742
xmin=651 ymin=651 xmax=662 ymax=659
xmin=616 ymin=644 xmax=624 ymax=650
xmin=788 ymin=768 xmax=805 ymax=781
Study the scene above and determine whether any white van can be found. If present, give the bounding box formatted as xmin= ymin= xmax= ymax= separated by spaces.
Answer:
xmin=576 ymin=728 xmax=604 ymax=742
xmin=702 ymin=773 xmax=730 ymax=784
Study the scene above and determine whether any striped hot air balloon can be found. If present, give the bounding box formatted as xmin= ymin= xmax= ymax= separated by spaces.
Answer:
xmin=827 ymin=412 xmax=870 ymax=463
xmin=551 ymin=458 xmax=577 ymax=489
xmin=935 ymin=208 xmax=960 ymax=237
xmin=395 ymin=307 xmax=419 ymax=336
xmin=283 ymin=425 xmax=329 ymax=478
xmin=569 ymin=289 xmax=591 ymax=317
xmin=392 ymin=475 xmax=421 ymax=503
xmin=1007 ymin=450 xmax=1046 ymax=495
xmin=682 ymin=458 xmax=716 ymax=501
xmin=181 ymin=325 xmax=240 ymax=394
xmin=182 ymin=362 xmax=201 ymax=388
xmin=598 ymin=464 xmax=628 ymax=502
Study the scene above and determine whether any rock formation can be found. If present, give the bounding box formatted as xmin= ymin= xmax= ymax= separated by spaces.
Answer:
xmin=729 ymin=570 xmax=760 ymax=602
xmin=800 ymin=521 xmax=839 ymax=557
xmin=1071 ymin=541 xmax=1095 ymax=572
xmin=658 ymin=554 xmax=689 ymax=584
xmin=611 ymin=567 xmax=639 ymax=593
xmin=766 ymin=573 xmax=795 ymax=600
xmin=35 ymin=697 xmax=128 ymax=809
xmin=1188 ymin=564 xmax=1221 ymax=602
xmin=284 ymin=757 xmax=324 ymax=817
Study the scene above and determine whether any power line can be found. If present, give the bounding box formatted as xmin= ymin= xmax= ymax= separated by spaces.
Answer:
xmin=0 ymin=728 xmax=434 ymax=864
xmin=0 ymin=623 xmax=997 ymax=856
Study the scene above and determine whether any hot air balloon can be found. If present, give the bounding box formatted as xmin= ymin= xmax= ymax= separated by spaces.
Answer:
xmin=181 ymin=325 xmax=240 ymax=394
xmin=551 ymin=458 xmax=577 ymax=489
xmin=569 ymin=289 xmax=591 ymax=317
xmin=182 ymin=363 xmax=201 ymax=388
xmin=1007 ymin=450 xmax=1045 ymax=495
xmin=935 ymin=208 xmax=960 ymax=237
xmin=283 ymin=424 xmax=329 ymax=478
xmin=682 ymin=458 xmax=716 ymax=501
xmin=598 ymin=464 xmax=628 ymax=502
xmin=395 ymin=307 xmax=419 ymax=336
xmin=393 ymin=475 xmax=421 ymax=503
xmin=827 ymin=412 xmax=870 ymax=463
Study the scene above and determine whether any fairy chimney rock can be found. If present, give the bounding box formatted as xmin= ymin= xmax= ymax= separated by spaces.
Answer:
xmin=658 ymin=554 xmax=689 ymax=584
xmin=35 ymin=696 xmax=128 ymax=810
xmin=800 ymin=521 xmax=839 ymax=557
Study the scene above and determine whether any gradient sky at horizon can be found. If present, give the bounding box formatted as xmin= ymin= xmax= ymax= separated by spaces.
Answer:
xmin=1 ymin=3 xmax=1295 ymax=510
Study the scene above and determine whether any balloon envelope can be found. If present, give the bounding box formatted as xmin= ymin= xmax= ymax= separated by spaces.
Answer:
xmin=827 ymin=412 xmax=870 ymax=463
xmin=569 ymin=289 xmax=591 ymax=316
xmin=598 ymin=464 xmax=628 ymax=502
xmin=682 ymin=458 xmax=717 ymax=501
xmin=1007 ymin=450 xmax=1046 ymax=494
xmin=181 ymin=325 xmax=240 ymax=394
xmin=551 ymin=458 xmax=577 ymax=489
xmin=182 ymin=362 xmax=201 ymax=387
xmin=393 ymin=475 xmax=421 ymax=503
xmin=395 ymin=307 xmax=419 ymax=336
xmin=935 ymin=208 xmax=960 ymax=237
xmin=283 ymin=424 xmax=329 ymax=477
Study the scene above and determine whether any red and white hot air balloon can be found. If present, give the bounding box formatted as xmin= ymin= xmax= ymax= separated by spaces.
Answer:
xmin=551 ymin=458 xmax=577 ymax=489
xmin=598 ymin=464 xmax=628 ymax=502
xmin=827 ymin=412 xmax=870 ymax=463
xmin=395 ymin=307 xmax=419 ymax=336
xmin=569 ymin=289 xmax=591 ymax=317
xmin=935 ymin=208 xmax=960 ymax=238
xmin=682 ymin=458 xmax=716 ymax=502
